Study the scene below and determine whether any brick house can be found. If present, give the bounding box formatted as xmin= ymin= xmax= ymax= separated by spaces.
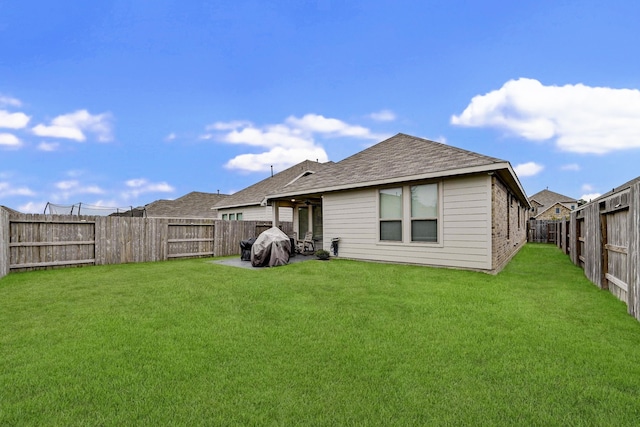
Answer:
xmin=263 ymin=133 xmax=530 ymax=273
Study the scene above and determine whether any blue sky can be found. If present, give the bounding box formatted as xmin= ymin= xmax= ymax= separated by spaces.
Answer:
xmin=2 ymin=0 xmax=640 ymax=213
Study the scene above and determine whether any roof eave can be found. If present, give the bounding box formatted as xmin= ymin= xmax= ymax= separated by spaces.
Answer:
xmin=213 ymin=201 xmax=261 ymax=210
xmin=268 ymin=162 xmax=529 ymax=205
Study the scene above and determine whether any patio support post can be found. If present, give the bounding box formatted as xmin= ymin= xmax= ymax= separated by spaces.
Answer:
xmin=272 ymin=201 xmax=280 ymax=227
xmin=308 ymin=204 xmax=313 ymax=234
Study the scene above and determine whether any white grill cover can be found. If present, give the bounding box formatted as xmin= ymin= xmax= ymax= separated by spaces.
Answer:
xmin=250 ymin=227 xmax=291 ymax=267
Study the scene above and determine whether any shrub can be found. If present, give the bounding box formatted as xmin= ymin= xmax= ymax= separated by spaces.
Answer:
xmin=315 ymin=249 xmax=330 ymax=260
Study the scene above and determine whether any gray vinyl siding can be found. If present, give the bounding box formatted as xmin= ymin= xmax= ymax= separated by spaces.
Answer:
xmin=323 ymin=174 xmax=492 ymax=270
xmin=217 ymin=205 xmax=293 ymax=222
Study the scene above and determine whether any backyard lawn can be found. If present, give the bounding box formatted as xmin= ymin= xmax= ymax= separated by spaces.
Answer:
xmin=1 ymin=244 xmax=640 ymax=426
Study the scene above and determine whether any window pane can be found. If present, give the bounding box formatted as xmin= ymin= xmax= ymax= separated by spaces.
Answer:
xmin=411 ymin=184 xmax=437 ymax=218
xmin=229 ymin=213 xmax=236 ymax=220
xmin=236 ymin=213 xmax=243 ymax=220
xmin=380 ymin=221 xmax=402 ymax=241
xmin=412 ymin=220 xmax=437 ymax=242
xmin=380 ymin=188 xmax=402 ymax=219
xmin=222 ymin=214 xmax=227 ymax=220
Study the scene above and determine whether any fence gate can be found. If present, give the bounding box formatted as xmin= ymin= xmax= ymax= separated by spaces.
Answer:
xmin=601 ymin=209 xmax=629 ymax=303
xmin=167 ymin=222 xmax=214 ymax=259
xmin=9 ymin=218 xmax=96 ymax=271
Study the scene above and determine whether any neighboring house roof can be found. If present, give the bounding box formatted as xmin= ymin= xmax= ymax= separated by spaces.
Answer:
xmin=213 ymin=160 xmax=334 ymax=210
xmin=528 ymin=189 xmax=578 ymax=207
xmin=145 ymin=191 xmax=229 ymax=218
xmin=268 ymin=133 xmax=530 ymax=206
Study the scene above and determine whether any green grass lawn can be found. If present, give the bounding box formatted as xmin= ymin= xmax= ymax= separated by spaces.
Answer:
xmin=1 ymin=244 xmax=640 ymax=426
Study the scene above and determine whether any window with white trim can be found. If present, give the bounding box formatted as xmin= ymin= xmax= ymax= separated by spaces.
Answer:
xmin=410 ymin=184 xmax=438 ymax=242
xmin=379 ymin=183 xmax=439 ymax=243
xmin=379 ymin=187 xmax=403 ymax=241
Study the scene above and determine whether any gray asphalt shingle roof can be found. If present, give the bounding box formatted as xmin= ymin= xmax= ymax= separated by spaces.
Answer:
xmin=145 ymin=191 xmax=229 ymax=218
xmin=528 ymin=189 xmax=578 ymax=206
xmin=213 ymin=160 xmax=334 ymax=209
xmin=272 ymin=133 xmax=508 ymax=196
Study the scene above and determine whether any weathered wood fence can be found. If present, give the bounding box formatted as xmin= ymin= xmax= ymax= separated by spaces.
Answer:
xmin=568 ymin=182 xmax=640 ymax=320
xmin=0 ymin=212 xmax=291 ymax=277
xmin=527 ymin=219 xmax=562 ymax=244
xmin=530 ymin=181 xmax=640 ymax=322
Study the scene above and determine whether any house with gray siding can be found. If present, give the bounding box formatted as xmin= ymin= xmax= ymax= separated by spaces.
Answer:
xmin=265 ymin=133 xmax=530 ymax=273
xmin=213 ymin=160 xmax=333 ymax=224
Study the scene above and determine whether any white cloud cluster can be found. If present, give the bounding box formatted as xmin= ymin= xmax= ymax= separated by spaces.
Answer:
xmin=451 ymin=78 xmax=640 ymax=154
xmin=0 ymin=94 xmax=114 ymax=152
xmin=0 ymin=181 xmax=35 ymax=197
xmin=122 ymin=178 xmax=174 ymax=199
xmin=0 ymin=110 xmax=30 ymax=129
xmin=561 ymin=163 xmax=580 ymax=171
xmin=204 ymin=113 xmax=388 ymax=172
xmin=51 ymin=179 xmax=105 ymax=202
xmin=369 ymin=109 xmax=396 ymax=122
xmin=0 ymin=133 xmax=22 ymax=148
xmin=0 ymin=97 xmax=30 ymax=149
xmin=0 ymin=96 xmax=22 ymax=107
xmin=514 ymin=161 xmax=544 ymax=177
xmin=33 ymin=109 xmax=113 ymax=142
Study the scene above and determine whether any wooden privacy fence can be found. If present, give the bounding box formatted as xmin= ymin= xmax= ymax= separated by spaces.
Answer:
xmin=527 ymin=219 xmax=565 ymax=244
xmin=564 ymin=181 xmax=639 ymax=321
xmin=568 ymin=182 xmax=640 ymax=320
xmin=527 ymin=181 xmax=640 ymax=322
xmin=0 ymin=212 xmax=292 ymax=276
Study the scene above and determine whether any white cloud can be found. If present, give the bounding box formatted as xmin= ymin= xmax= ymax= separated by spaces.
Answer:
xmin=369 ymin=109 xmax=396 ymax=122
xmin=51 ymin=180 xmax=105 ymax=201
xmin=580 ymin=193 xmax=601 ymax=202
xmin=0 ymin=110 xmax=30 ymax=129
xmin=165 ymin=132 xmax=177 ymax=141
xmin=581 ymin=184 xmax=595 ymax=192
xmin=32 ymin=109 xmax=113 ymax=142
xmin=435 ymin=135 xmax=447 ymax=144
xmin=122 ymin=178 xmax=174 ymax=199
xmin=19 ymin=201 xmax=46 ymax=214
xmin=285 ymin=114 xmax=381 ymax=139
xmin=0 ymin=95 xmax=22 ymax=107
xmin=0 ymin=133 xmax=22 ymax=148
xmin=514 ymin=161 xmax=544 ymax=177
xmin=226 ymin=146 xmax=329 ymax=173
xmin=37 ymin=141 xmax=60 ymax=151
xmin=451 ymin=78 xmax=640 ymax=154
xmin=205 ymin=120 xmax=253 ymax=132
xmin=206 ymin=114 xmax=386 ymax=172
xmin=0 ymin=181 xmax=35 ymax=197
xmin=561 ymin=163 xmax=580 ymax=171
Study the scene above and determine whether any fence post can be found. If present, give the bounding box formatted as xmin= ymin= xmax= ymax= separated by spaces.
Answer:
xmin=0 ymin=208 xmax=9 ymax=279
xmin=628 ymin=182 xmax=640 ymax=319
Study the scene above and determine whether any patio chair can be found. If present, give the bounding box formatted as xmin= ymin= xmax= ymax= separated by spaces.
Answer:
xmin=296 ymin=231 xmax=315 ymax=253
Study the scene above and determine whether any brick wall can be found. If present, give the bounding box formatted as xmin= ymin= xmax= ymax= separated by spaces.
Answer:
xmin=535 ymin=204 xmax=571 ymax=220
xmin=491 ymin=176 xmax=527 ymax=272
